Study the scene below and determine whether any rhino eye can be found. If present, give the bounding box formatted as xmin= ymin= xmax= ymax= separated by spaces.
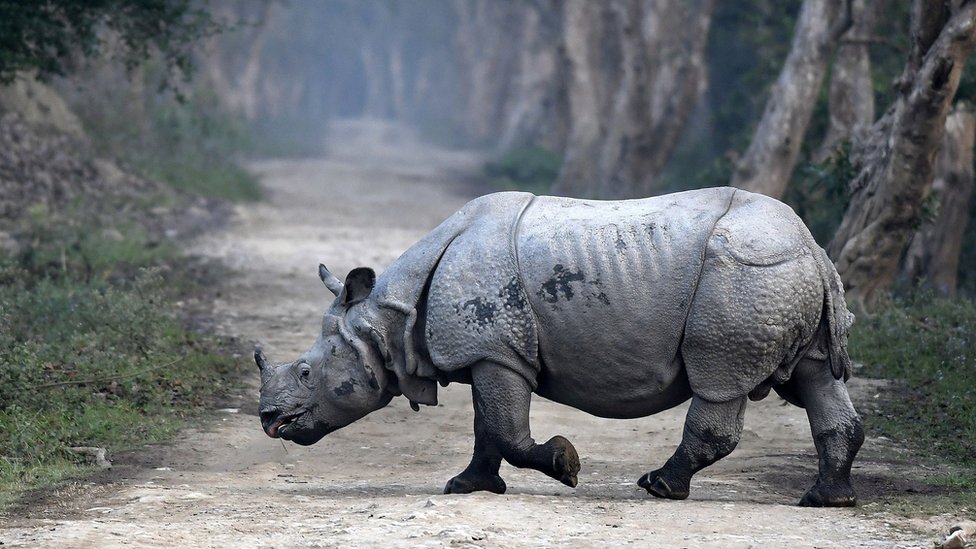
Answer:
xmin=299 ymin=364 xmax=311 ymax=378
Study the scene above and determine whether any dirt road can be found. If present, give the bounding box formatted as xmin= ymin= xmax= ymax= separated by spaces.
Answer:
xmin=0 ymin=120 xmax=943 ymax=547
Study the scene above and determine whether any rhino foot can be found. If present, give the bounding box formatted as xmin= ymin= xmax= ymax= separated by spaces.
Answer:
xmin=798 ymin=480 xmax=856 ymax=507
xmin=544 ymin=435 xmax=580 ymax=488
xmin=638 ymin=470 xmax=690 ymax=500
xmin=443 ymin=472 xmax=507 ymax=495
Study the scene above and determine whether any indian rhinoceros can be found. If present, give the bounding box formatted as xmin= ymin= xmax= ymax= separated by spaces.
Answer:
xmin=256 ymin=187 xmax=863 ymax=507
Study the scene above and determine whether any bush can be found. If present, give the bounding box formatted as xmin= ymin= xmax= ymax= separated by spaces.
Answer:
xmin=0 ymin=210 xmax=242 ymax=505
xmin=850 ymin=294 xmax=976 ymax=466
xmin=784 ymin=142 xmax=854 ymax=247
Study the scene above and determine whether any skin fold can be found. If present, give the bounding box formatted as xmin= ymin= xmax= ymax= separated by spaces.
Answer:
xmin=257 ymin=187 xmax=862 ymax=507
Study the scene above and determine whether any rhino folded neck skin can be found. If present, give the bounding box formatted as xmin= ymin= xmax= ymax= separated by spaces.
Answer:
xmin=257 ymin=265 xmax=402 ymax=445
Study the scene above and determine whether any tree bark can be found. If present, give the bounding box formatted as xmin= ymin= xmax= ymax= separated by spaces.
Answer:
xmin=827 ymin=2 xmax=976 ymax=314
xmin=731 ymin=0 xmax=851 ymax=198
xmin=549 ymin=0 xmax=604 ymax=197
xmin=496 ymin=0 xmax=567 ymax=153
xmin=452 ymin=0 xmax=522 ymax=145
xmin=198 ymin=0 xmax=276 ymax=121
xmin=902 ymin=105 xmax=976 ymax=296
xmin=814 ymin=0 xmax=877 ymax=162
xmin=553 ymin=0 xmax=715 ymax=199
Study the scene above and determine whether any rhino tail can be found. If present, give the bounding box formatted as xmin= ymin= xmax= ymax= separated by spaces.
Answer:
xmin=813 ymin=244 xmax=855 ymax=381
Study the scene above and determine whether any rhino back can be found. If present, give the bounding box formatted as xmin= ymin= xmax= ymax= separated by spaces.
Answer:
xmin=516 ymin=188 xmax=736 ymax=410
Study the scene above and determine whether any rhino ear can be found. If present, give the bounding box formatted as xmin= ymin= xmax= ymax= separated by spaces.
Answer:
xmin=319 ymin=263 xmax=344 ymax=296
xmin=342 ymin=267 xmax=375 ymax=305
xmin=254 ymin=346 xmax=269 ymax=371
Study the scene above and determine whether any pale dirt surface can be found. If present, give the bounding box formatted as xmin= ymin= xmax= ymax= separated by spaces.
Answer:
xmin=0 ymin=120 xmax=954 ymax=548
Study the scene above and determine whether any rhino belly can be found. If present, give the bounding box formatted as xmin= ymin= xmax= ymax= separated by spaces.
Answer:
xmin=515 ymin=189 xmax=734 ymax=418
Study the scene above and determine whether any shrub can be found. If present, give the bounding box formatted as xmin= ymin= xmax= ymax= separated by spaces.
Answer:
xmin=850 ymin=294 xmax=976 ymax=466
xmin=0 ymin=211 xmax=242 ymax=505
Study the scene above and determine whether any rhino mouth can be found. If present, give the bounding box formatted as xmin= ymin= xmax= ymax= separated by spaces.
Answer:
xmin=264 ymin=411 xmax=303 ymax=438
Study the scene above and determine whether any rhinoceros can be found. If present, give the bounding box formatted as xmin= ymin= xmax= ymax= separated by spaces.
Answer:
xmin=256 ymin=187 xmax=863 ymax=507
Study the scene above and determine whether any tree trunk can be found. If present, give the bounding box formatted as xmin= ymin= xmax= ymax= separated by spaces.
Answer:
xmin=731 ymin=0 xmax=851 ymax=198
xmin=549 ymin=0 xmax=604 ymax=197
xmin=198 ymin=1 xmax=276 ymax=121
xmin=814 ymin=0 xmax=877 ymax=162
xmin=902 ymin=105 xmax=976 ymax=296
xmin=827 ymin=2 xmax=976 ymax=314
xmin=452 ymin=0 xmax=522 ymax=144
xmin=553 ymin=0 xmax=714 ymax=199
xmin=496 ymin=1 xmax=567 ymax=153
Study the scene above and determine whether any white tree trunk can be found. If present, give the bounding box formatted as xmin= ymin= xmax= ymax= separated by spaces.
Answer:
xmin=731 ymin=0 xmax=850 ymax=198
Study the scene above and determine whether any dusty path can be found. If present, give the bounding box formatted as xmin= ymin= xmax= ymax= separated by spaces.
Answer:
xmin=1 ymin=120 xmax=937 ymax=547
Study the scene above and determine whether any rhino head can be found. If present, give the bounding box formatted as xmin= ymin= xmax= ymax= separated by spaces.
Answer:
xmin=256 ymin=264 xmax=394 ymax=445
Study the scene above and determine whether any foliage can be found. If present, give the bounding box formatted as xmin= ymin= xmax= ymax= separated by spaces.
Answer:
xmin=70 ymin=80 xmax=261 ymax=201
xmin=0 ymin=208 xmax=243 ymax=505
xmin=0 ymin=0 xmax=220 ymax=86
xmin=485 ymin=145 xmax=562 ymax=195
xmin=706 ymin=0 xmax=802 ymax=157
xmin=784 ymin=141 xmax=855 ymax=246
xmin=850 ymin=294 xmax=976 ymax=467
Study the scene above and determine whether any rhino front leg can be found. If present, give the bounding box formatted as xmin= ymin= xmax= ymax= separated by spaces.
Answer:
xmin=442 ymin=389 xmax=506 ymax=494
xmin=444 ymin=361 xmax=580 ymax=494
xmin=639 ymin=395 xmax=747 ymax=500
xmin=785 ymin=358 xmax=864 ymax=507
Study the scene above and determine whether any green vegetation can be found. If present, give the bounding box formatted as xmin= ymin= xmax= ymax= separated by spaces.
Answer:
xmin=73 ymin=86 xmax=262 ymax=202
xmin=0 ymin=0 xmax=219 ymax=86
xmin=484 ymin=145 xmax=562 ymax=194
xmin=784 ymin=141 xmax=855 ymax=246
xmin=0 ymin=207 xmax=243 ymax=506
xmin=850 ymin=294 xmax=976 ymax=505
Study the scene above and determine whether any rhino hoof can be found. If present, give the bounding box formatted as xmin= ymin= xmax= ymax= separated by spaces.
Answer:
xmin=443 ymin=473 xmax=506 ymax=495
xmin=638 ymin=471 xmax=689 ymax=500
xmin=798 ymin=482 xmax=857 ymax=507
xmin=546 ymin=435 xmax=580 ymax=488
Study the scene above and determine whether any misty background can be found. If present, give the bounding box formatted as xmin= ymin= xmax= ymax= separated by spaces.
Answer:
xmin=2 ymin=0 xmax=976 ymax=528
xmin=194 ymin=1 xmax=970 ymax=302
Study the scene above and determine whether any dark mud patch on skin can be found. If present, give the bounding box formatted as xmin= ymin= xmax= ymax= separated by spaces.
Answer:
xmin=538 ymin=264 xmax=586 ymax=303
xmin=537 ymin=265 xmax=610 ymax=309
xmin=459 ymin=297 xmax=497 ymax=327
xmin=334 ymin=380 xmax=357 ymax=397
xmin=499 ymin=277 xmax=527 ymax=311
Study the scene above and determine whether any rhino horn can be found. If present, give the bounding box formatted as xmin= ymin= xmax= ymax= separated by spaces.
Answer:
xmin=254 ymin=346 xmax=270 ymax=371
xmin=319 ymin=263 xmax=344 ymax=296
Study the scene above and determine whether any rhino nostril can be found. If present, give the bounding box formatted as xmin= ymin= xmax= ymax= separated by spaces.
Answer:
xmin=259 ymin=409 xmax=278 ymax=424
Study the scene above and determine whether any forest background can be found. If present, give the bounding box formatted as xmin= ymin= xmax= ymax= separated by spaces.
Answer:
xmin=0 ymin=0 xmax=974 ymax=521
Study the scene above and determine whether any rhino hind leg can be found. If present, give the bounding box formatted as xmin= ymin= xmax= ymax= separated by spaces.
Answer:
xmin=444 ymin=361 xmax=580 ymax=494
xmin=784 ymin=358 xmax=863 ymax=507
xmin=639 ymin=395 xmax=747 ymax=500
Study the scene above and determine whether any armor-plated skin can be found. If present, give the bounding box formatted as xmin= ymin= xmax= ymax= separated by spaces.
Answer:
xmin=257 ymin=187 xmax=863 ymax=507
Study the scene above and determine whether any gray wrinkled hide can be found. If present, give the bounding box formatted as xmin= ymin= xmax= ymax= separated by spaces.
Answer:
xmin=259 ymin=186 xmax=862 ymax=505
xmin=374 ymin=187 xmax=853 ymax=412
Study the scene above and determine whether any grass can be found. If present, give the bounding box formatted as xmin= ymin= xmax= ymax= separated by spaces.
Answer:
xmin=0 ymin=207 xmax=244 ymax=508
xmin=849 ymin=294 xmax=976 ymax=513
